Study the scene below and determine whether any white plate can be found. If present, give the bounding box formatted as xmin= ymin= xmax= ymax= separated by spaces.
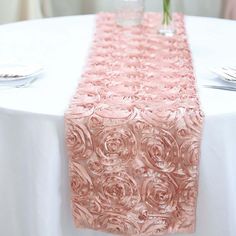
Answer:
xmin=0 ymin=64 xmax=43 ymax=87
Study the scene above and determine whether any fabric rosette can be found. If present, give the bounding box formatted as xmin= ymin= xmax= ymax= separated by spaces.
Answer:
xmin=94 ymin=126 xmax=137 ymax=166
xmin=75 ymin=196 xmax=103 ymax=215
xmin=88 ymin=99 xmax=136 ymax=128
xmin=141 ymin=217 xmax=173 ymax=236
xmin=95 ymin=212 xmax=140 ymax=235
xmin=140 ymin=107 xmax=178 ymax=131
xmin=72 ymin=196 xmax=94 ymax=228
xmin=172 ymin=179 xmax=198 ymax=231
xmin=180 ymin=138 xmax=201 ymax=176
xmin=87 ymin=96 xmax=137 ymax=130
xmin=66 ymin=83 xmax=100 ymax=119
xmin=179 ymin=179 xmax=198 ymax=214
xmin=142 ymin=174 xmax=177 ymax=214
xmin=141 ymin=128 xmax=179 ymax=172
xmin=70 ymin=162 xmax=93 ymax=197
xmin=66 ymin=120 xmax=93 ymax=161
xmin=87 ymin=155 xmax=105 ymax=175
xmin=96 ymin=172 xmax=140 ymax=211
xmin=174 ymin=108 xmax=203 ymax=140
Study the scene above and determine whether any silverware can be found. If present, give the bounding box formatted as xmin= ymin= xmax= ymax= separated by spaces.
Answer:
xmin=203 ymin=85 xmax=236 ymax=91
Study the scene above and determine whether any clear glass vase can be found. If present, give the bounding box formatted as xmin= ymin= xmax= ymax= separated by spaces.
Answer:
xmin=116 ymin=0 xmax=144 ymax=27
xmin=159 ymin=0 xmax=175 ymax=36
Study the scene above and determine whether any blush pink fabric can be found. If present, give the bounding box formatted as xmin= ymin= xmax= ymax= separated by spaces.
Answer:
xmin=223 ymin=0 xmax=236 ymax=19
xmin=65 ymin=13 xmax=204 ymax=236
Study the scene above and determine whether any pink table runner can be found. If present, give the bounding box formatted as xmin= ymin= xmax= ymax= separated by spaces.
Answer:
xmin=65 ymin=13 xmax=204 ymax=236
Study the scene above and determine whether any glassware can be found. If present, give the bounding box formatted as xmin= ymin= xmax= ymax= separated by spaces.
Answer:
xmin=116 ymin=0 xmax=144 ymax=27
xmin=159 ymin=0 xmax=175 ymax=36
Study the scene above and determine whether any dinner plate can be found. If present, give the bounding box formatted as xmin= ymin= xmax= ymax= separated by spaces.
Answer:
xmin=0 ymin=64 xmax=43 ymax=87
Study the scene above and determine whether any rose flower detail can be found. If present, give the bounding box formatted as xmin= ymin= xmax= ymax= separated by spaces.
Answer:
xmin=96 ymin=213 xmax=140 ymax=235
xmin=174 ymin=179 xmax=198 ymax=231
xmin=95 ymin=126 xmax=137 ymax=166
xmin=97 ymin=172 xmax=140 ymax=211
xmin=175 ymin=108 xmax=203 ymax=139
xmin=179 ymin=179 xmax=198 ymax=213
xmin=141 ymin=128 xmax=179 ymax=172
xmin=77 ymin=196 xmax=103 ymax=215
xmin=142 ymin=174 xmax=177 ymax=214
xmin=141 ymin=217 xmax=173 ymax=235
xmin=70 ymin=162 xmax=93 ymax=197
xmin=66 ymin=120 xmax=93 ymax=161
xmin=72 ymin=196 xmax=94 ymax=228
xmin=180 ymin=139 xmax=200 ymax=176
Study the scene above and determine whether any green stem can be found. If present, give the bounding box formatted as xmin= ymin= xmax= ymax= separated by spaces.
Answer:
xmin=162 ymin=0 xmax=172 ymax=26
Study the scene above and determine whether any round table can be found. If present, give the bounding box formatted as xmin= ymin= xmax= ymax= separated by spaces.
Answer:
xmin=0 ymin=15 xmax=236 ymax=236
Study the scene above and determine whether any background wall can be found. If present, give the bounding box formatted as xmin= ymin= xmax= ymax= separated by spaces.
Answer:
xmin=48 ymin=0 xmax=222 ymax=17
xmin=0 ymin=0 xmax=225 ymax=24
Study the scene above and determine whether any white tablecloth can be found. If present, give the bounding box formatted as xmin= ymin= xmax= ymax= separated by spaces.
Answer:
xmin=0 ymin=15 xmax=236 ymax=236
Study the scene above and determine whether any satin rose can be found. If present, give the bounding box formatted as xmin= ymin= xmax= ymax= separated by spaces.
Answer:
xmin=142 ymin=174 xmax=177 ymax=214
xmin=96 ymin=213 xmax=140 ymax=235
xmin=180 ymin=139 xmax=200 ymax=176
xmin=179 ymin=179 xmax=198 ymax=213
xmin=141 ymin=217 xmax=173 ymax=235
xmin=141 ymin=128 xmax=179 ymax=172
xmin=72 ymin=196 xmax=94 ymax=227
xmin=94 ymin=126 xmax=137 ymax=165
xmin=97 ymin=172 xmax=140 ymax=210
xmin=66 ymin=120 xmax=93 ymax=161
xmin=175 ymin=108 xmax=203 ymax=139
xmin=94 ymin=102 xmax=136 ymax=126
xmin=76 ymin=196 xmax=103 ymax=214
xmin=70 ymin=162 xmax=93 ymax=197
xmin=173 ymin=179 xmax=198 ymax=231
xmin=87 ymin=157 xmax=104 ymax=175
